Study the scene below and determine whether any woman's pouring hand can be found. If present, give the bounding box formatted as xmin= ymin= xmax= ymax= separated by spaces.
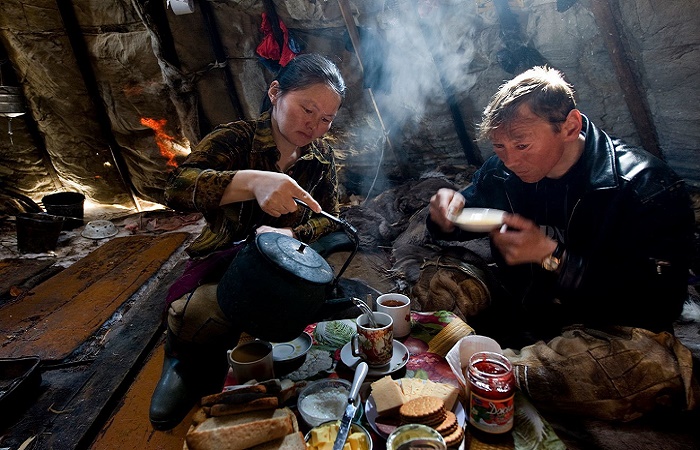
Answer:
xmin=221 ymin=170 xmax=321 ymax=216
xmin=491 ymin=214 xmax=557 ymax=265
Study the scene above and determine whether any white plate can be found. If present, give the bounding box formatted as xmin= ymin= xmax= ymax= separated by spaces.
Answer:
xmin=339 ymin=340 xmax=409 ymax=376
xmin=365 ymin=390 xmax=466 ymax=440
xmin=450 ymin=207 xmax=506 ymax=232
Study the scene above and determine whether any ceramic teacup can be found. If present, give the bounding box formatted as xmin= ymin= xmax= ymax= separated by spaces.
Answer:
xmin=351 ymin=311 xmax=393 ymax=367
xmin=376 ymin=293 xmax=412 ymax=338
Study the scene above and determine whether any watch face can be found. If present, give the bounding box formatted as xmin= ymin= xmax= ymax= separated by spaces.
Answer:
xmin=542 ymin=256 xmax=560 ymax=271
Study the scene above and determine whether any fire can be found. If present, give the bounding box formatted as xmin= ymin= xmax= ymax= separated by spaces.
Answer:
xmin=140 ymin=117 xmax=183 ymax=168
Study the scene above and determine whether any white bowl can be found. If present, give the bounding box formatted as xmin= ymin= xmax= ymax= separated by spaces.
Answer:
xmin=450 ymin=208 xmax=506 ymax=232
xmin=297 ymin=378 xmax=362 ymax=427
xmin=81 ymin=220 xmax=118 ymax=239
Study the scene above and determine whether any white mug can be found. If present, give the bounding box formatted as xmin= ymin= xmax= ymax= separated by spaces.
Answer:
xmin=376 ymin=293 xmax=412 ymax=338
xmin=227 ymin=340 xmax=274 ymax=383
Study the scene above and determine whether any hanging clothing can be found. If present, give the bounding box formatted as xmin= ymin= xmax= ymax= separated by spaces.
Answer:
xmin=256 ymin=12 xmax=298 ymax=67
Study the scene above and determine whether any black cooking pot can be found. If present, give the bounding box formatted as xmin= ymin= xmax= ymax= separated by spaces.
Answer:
xmin=217 ymin=228 xmax=358 ymax=342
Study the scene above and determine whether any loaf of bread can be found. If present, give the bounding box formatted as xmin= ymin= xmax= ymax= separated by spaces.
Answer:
xmin=250 ymin=431 xmax=306 ymax=450
xmin=185 ymin=407 xmax=296 ymax=450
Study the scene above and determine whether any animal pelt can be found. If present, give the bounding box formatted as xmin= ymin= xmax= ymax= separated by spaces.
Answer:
xmin=341 ymin=176 xmax=456 ymax=249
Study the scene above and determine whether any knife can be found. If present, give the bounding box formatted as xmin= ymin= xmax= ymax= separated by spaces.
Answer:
xmin=333 ymin=361 xmax=368 ymax=450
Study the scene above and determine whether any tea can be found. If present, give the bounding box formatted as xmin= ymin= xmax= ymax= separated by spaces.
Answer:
xmin=231 ymin=341 xmax=271 ymax=363
xmin=379 ymin=299 xmax=407 ymax=307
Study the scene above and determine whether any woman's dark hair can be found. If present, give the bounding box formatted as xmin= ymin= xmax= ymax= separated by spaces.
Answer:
xmin=260 ymin=53 xmax=346 ymax=113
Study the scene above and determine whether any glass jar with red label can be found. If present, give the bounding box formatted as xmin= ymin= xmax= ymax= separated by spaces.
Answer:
xmin=467 ymin=351 xmax=515 ymax=437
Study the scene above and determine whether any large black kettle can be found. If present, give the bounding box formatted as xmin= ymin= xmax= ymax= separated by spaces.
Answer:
xmin=216 ymin=210 xmax=358 ymax=342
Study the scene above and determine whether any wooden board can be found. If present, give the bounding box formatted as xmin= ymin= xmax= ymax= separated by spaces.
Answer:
xmin=0 ymin=233 xmax=188 ymax=361
xmin=0 ymin=259 xmax=57 ymax=300
xmin=0 ymin=257 xmax=188 ymax=449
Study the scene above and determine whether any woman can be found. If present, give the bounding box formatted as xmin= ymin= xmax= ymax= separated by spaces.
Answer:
xmin=150 ymin=53 xmax=346 ymax=431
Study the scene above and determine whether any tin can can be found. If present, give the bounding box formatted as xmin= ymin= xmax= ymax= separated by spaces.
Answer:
xmin=386 ymin=424 xmax=447 ymax=450
xmin=467 ymin=351 xmax=514 ymax=436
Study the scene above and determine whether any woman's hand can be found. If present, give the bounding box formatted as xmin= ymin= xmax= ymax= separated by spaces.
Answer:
xmin=429 ymin=188 xmax=465 ymax=233
xmin=490 ymin=213 xmax=558 ymax=265
xmin=221 ymin=170 xmax=321 ymax=216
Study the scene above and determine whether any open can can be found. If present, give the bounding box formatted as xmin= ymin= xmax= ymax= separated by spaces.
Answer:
xmin=386 ymin=424 xmax=447 ymax=450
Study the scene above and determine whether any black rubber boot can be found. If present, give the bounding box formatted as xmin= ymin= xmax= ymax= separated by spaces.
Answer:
xmin=149 ymin=331 xmax=230 ymax=431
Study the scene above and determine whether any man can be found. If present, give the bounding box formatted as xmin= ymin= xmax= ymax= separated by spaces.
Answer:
xmin=427 ymin=66 xmax=698 ymax=420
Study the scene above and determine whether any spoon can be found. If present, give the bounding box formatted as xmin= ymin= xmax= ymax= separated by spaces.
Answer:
xmin=352 ymin=297 xmax=377 ymax=328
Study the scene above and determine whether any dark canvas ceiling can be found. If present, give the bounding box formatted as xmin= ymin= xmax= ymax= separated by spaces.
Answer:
xmin=0 ymin=0 xmax=698 ymax=215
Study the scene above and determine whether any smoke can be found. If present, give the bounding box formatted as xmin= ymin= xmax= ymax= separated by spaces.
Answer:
xmin=346 ymin=0 xmax=483 ymax=193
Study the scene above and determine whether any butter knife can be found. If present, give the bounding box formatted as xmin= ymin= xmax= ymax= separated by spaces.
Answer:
xmin=333 ymin=361 xmax=368 ymax=450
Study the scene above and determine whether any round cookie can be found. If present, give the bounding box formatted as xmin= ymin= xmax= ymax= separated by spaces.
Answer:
xmin=399 ymin=396 xmax=446 ymax=426
xmin=434 ymin=410 xmax=458 ymax=436
xmin=443 ymin=424 xmax=464 ymax=448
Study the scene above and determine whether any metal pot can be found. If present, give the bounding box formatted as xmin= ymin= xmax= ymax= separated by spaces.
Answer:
xmin=217 ymin=226 xmax=358 ymax=342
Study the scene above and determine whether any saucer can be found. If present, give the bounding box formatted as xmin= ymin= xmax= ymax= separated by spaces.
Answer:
xmin=340 ymin=340 xmax=409 ymax=376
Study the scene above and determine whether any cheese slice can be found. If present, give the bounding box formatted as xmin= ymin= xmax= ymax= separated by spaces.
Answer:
xmin=370 ymin=376 xmax=405 ymax=416
xmin=371 ymin=376 xmax=461 ymax=418
xmin=424 ymin=380 xmax=460 ymax=411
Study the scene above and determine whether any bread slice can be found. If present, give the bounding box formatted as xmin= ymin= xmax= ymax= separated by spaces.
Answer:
xmin=185 ymin=407 xmax=295 ymax=450
xmin=207 ymin=396 xmax=279 ymax=416
xmin=201 ymin=383 xmax=272 ymax=406
xmin=250 ymin=431 xmax=306 ymax=450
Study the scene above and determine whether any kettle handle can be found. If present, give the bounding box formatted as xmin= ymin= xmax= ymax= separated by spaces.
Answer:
xmin=293 ymin=198 xmax=359 ymax=290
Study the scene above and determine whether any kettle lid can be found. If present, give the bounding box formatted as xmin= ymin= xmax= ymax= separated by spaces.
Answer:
xmin=255 ymin=232 xmax=334 ymax=285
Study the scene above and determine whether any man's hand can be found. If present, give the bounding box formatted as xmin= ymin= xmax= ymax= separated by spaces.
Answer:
xmin=490 ymin=213 xmax=557 ymax=265
xmin=428 ymin=188 xmax=465 ymax=233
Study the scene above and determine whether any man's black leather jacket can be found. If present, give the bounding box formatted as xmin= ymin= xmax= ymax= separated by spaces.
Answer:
xmin=428 ymin=115 xmax=694 ymax=343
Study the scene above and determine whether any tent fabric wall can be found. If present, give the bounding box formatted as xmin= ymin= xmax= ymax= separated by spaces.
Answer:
xmin=0 ymin=0 xmax=698 ymax=212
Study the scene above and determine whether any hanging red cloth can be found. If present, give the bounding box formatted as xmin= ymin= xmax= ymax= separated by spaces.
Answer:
xmin=256 ymin=12 xmax=298 ymax=67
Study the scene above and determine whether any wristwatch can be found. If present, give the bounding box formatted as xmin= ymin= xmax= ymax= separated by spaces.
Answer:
xmin=542 ymin=242 xmax=565 ymax=272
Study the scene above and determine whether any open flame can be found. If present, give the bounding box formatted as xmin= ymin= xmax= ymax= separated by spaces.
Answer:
xmin=140 ymin=117 xmax=188 ymax=168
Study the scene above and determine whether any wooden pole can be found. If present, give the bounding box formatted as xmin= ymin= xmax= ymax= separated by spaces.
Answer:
xmin=590 ymin=0 xmax=662 ymax=159
xmin=336 ymin=0 xmax=412 ymax=178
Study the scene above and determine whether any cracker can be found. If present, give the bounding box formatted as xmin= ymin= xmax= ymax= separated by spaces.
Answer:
xmin=443 ymin=425 xmax=464 ymax=448
xmin=434 ymin=410 xmax=458 ymax=436
xmin=399 ymin=396 xmax=446 ymax=425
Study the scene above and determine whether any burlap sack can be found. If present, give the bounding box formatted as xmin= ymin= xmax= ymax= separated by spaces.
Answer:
xmin=411 ymin=248 xmax=494 ymax=322
xmin=504 ymin=326 xmax=700 ymax=421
